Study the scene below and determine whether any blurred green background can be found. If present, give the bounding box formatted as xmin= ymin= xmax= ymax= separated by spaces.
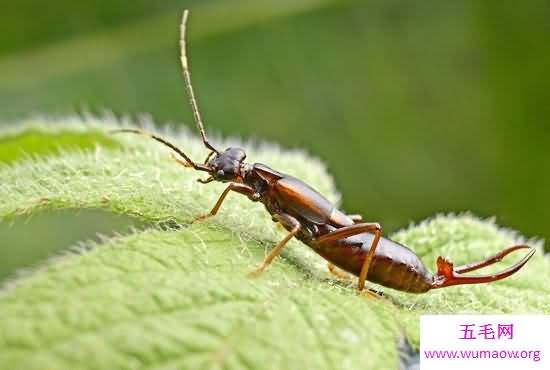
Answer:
xmin=1 ymin=0 xmax=549 ymax=279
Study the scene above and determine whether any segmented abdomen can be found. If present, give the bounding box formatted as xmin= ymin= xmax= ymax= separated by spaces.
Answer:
xmin=311 ymin=231 xmax=434 ymax=293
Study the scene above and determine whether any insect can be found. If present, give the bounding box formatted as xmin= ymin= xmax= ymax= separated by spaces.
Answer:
xmin=113 ymin=10 xmax=535 ymax=294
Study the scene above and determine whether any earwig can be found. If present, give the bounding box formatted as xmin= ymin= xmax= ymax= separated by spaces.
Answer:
xmin=112 ymin=10 xmax=535 ymax=294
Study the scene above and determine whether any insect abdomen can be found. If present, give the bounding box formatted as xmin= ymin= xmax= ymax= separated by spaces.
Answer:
xmin=366 ymin=237 xmax=434 ymax=293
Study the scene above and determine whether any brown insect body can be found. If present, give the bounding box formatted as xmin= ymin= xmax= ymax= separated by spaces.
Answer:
xmin=312 ymin=230 xmax=434 ymax=293
xmin=241 ymin=163 xmax=434 ymax=293
xmin=245 ymin=163 xmax=344 ymax=225
xmin=225 ymin=159 xmax=533 ymax=294
xmin=112 ymin=10 xmax=535 ymax=295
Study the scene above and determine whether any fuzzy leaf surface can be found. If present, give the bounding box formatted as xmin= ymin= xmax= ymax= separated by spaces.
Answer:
xmin=0 ymin=120 xmax=548 ymax=370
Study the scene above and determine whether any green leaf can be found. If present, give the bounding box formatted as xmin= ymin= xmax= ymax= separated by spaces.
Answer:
xmin=0 ymin=118 xmax=118 ymax=164
xmin=0 ymin=119 xmax=548 ymax=370
xmin=0 ymin=227 xmax=400 ymax=370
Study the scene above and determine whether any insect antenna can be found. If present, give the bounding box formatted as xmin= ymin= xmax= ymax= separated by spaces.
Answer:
xmin=180 ymin=10 xmax=219 ymax=155
xmin=110 ymin=128 xmax=210 ymax=172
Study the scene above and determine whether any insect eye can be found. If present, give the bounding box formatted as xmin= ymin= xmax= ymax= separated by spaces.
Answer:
xmin=216 ymin=170 xmax=225 ymax=178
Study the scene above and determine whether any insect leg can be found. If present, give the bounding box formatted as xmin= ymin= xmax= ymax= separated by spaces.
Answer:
xmin=248 ymin=214 xmax=300 ymax=278
xmin=192 ymin=183 xmax=256 ymax=223
xmin=327 ymin=263 xmax=388 ymax=301
xmin=170 ymin=152 xmax=193 ymax=168
xmin=327 ymin=263 xmax=353 ymax=281
xmin=358 ymin=229 xmax=381 ymax=291
xmin=314 ymin=223 xmax=381 ymax=243
xmin=313 ymin=222 xmax=382 ymax=291
xmin=347 ymin=214 xmax=363 ymax=224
